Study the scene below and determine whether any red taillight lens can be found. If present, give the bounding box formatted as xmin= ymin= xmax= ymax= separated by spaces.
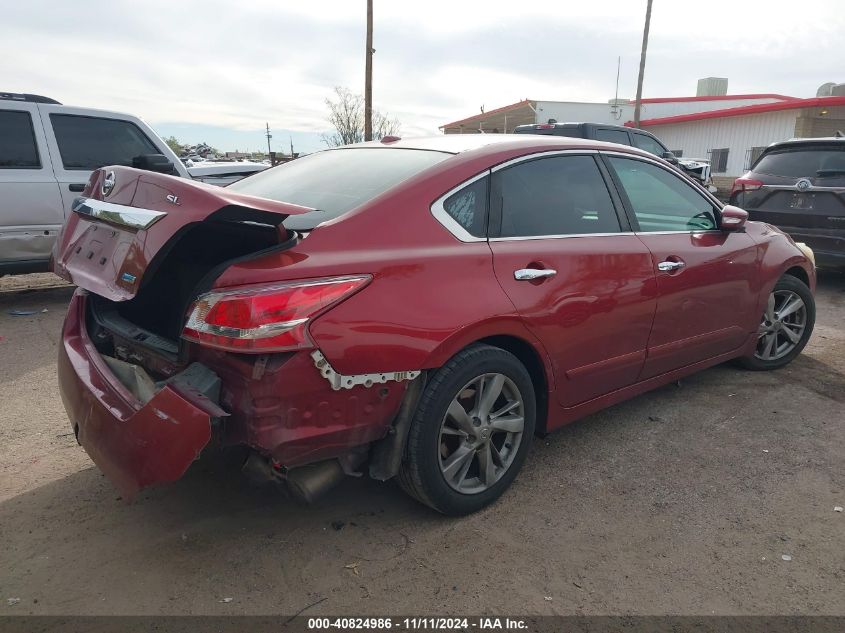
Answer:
xmin=730 ymin=177 xmax=763 ymax=196
xmin=182 ymin=275 xmax=370 ymax=352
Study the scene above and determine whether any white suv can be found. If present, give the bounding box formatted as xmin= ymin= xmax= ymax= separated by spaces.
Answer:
xmin=0 ymin=93 xmax=265 ymax=275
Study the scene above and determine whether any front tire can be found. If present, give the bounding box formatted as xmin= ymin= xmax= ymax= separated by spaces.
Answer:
xmin=398 ymin=344 xmax=536 ymax=515
xmin=738 ymin=275 xmax=815 ymax=371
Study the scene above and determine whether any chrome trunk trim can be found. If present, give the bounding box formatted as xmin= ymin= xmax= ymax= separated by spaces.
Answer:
xmin=71 ymin=197 xmax=167 ymax=231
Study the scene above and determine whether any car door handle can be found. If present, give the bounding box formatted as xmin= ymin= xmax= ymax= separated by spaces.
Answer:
xmin=657 ymin=260 xmax=685 ymax=272
xmin=68 ymin=183 xmax=86 ymax=192
xmin=514 ymin=268 xmax=557 ymax=281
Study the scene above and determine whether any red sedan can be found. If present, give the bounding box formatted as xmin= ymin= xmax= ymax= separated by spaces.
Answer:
xmin=54 ymin=135 xmax=816 ymax=515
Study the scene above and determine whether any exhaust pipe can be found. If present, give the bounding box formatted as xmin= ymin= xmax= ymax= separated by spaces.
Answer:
xmin=285 ymin=460 xmax=347 ymax=504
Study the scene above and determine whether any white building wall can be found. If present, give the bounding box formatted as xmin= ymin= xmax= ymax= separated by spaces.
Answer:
xmin=534 ymin=97 xmax=787 ymax=127
xmin=647 ymin=110 xmax=799 ymax=177
xmin=535 ymin=101 xmax=633 ymax=125
xmin=640 ymin=97 xmax=785 ymax=119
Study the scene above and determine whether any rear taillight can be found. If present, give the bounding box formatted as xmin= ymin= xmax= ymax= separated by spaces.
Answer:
xmin=730 ymin=177 xmax=763 ymax=197
xmin=182 ymin=275 xmax=370 ymax=352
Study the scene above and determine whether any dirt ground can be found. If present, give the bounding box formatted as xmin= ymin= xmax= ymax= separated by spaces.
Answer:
xmin=0 ymin=272 xmax=843 ymax=616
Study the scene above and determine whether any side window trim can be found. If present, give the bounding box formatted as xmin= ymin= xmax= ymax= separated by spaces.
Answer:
xmin=489 ymin=151 xmax=629 ymax=240
xmin=0 ymin=109 xmax=42 ymax=169
xmin=430 ymin=171 xmax=490 ymax=242
xmin=598 ymin=151 xmax=723 ymax=233
xmin=594 ymin=155 xmax=632 ymax=232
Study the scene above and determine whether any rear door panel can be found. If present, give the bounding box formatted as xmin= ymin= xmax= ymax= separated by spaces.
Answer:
xmin=491 ymin=237 xmax=657 ymax=407
xmin=487 ymin=151 xmax=657 ymax=409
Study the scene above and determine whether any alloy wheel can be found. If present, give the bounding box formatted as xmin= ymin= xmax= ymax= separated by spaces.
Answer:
xmin=755 ymin=289 xmax=807 ymax=361
xmin=437 ymin=373 xmax=525 ymax=494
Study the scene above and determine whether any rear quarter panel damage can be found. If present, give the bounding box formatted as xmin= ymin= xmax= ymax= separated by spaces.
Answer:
xmin=190 ymin=346 xmax=410 ymax=467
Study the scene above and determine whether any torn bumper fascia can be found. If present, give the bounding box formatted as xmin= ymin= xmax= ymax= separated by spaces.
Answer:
xmin=311 ymin=350 xmax=421 ymax=390
xmin=58 ymin=291 xmax=225 ymax=500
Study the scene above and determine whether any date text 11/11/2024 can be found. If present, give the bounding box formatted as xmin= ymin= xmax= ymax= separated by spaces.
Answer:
xmin=307 ymin=617 xmax=529 ymax=630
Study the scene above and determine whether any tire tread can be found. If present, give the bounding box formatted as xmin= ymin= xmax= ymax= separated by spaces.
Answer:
xmin=398 ymin=343 xmax=534 ymax=514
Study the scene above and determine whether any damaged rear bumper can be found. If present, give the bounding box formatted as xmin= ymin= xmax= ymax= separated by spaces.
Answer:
xmin=58 ymin=291 xmax=223 ymax=499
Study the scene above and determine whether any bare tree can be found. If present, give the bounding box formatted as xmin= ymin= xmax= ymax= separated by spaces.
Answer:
xmin=322 ymin=86 xmax=400 ymax=147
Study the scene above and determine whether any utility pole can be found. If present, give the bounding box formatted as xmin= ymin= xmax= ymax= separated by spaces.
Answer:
xmin=364 ymin=0 xmax=373 ymax=141
xmin=265 ymin=122 xmax=272 ymax=156
xmin=633 ymin=0 xmax=653 ymax=128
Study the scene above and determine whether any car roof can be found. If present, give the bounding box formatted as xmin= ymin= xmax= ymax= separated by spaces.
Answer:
xmin=513 ymin=121 xmax=656 ymax=133
xmin=346 ymin=134 xmax=655 ymax=156
xmin=0 ymin=92 xmax=61 ymax=104
xmin=766 ymin=136 xmax=845 ymax=150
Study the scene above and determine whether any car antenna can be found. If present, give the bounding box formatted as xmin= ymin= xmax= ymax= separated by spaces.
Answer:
xmin=610 ymin=56 xmax=622 ymax=121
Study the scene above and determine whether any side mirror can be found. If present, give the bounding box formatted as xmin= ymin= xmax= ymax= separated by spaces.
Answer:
xmin=661 ymin=150 xmax=678 ymax=165
xmin=132 ymin=154 xmax=176 ymax=175
xmin=720 ymin=205 xmax=748 ymax=231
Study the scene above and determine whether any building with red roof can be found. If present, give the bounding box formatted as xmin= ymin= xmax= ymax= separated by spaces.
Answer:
xmin=440 ymin=79 xmax=845 ymax=193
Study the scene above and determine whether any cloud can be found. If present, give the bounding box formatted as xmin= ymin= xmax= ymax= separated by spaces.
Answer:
xmin=3 ymin=0 xmax=843 ymax=149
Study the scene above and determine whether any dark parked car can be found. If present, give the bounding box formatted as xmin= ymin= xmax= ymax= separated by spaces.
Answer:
xmin=513 ymin=121 xmax=713 ymax=188
xmin=730 ymin=137 xmax=845 ymax=268
xmin=54 ymin=135 xmax=815 ymax=515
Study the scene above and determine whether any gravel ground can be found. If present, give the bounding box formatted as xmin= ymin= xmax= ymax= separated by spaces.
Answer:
xmin=0 ymin=272 xmax=843 ymax=616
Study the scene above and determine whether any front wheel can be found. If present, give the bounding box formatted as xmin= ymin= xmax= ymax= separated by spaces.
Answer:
xmin=738 ymin=275 xmax=815 ymax=371
xmin=398 ymin=344 xmax=536 ymax=515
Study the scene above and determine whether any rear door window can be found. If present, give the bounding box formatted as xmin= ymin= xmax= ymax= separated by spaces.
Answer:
xmin=594 ymin=128 xmax=631 ymax=145
xmin=0 ymin=110 xmax=41 ymax=168
xmin=754 ymin=147 xmax=845 ymax=179
xmin=494 ymin=154 xmax=622 ymax=237
xmin=50 ymin=114 xmax=159 ymax=170
xmin=631 ymin=133 xmax=667 ymax=157
xmin=608 ymin=156 xmax=717 ymax=231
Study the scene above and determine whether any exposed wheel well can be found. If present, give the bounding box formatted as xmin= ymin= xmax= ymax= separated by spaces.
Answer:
xmin=783 ymin=266 xmax=809 ymax=287
xmin=478 ymin=335 xmax=549 ymax=436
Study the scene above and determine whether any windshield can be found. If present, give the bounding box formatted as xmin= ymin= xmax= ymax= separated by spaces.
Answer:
xmin=228 ymin=147 xmax=452 ymax=229
xmin=753 ymin=146 xmax=845 ymax=178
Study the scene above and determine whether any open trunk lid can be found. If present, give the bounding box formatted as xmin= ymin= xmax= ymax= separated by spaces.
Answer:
xmin=53 ymin=166 xmax=313 ymax=302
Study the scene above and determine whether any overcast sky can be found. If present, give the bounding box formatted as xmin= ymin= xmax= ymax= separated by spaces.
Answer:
xmin=3 ymin=0 xmax=843 ymax=153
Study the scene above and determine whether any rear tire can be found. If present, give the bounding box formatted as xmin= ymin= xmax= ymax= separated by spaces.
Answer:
xmin=398 ymin=344 xmax=536 ymax=515
xmin=737 ymin=275 xmax=815 ymax=371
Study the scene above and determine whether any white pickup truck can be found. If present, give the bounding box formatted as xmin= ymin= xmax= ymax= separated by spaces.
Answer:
xmin=0 ymin=92 xmax=266 ymax=275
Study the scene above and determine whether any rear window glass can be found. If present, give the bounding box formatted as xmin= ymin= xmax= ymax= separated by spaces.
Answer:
xmin=229 ymin=147 xmax=451 ymax=229
xmin=754 ymin=147 xmax=845 ymax=178
xmin=0 ymin=110 xmax=40 ymax=168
